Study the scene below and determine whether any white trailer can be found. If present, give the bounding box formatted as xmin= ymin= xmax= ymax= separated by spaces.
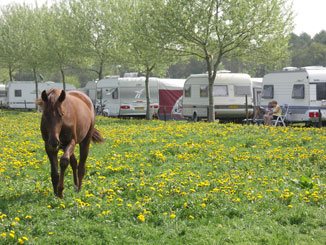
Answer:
xmin=182 ymin=72 xmax=261 ymax=122
xmin=96 ymin=76 xmax=184 ymax=119
xmin=0 ymin=84 xmax=8 ymax=108
xmin=7 ymin=81 xmax=76 ymax=109
xmin=261 ymin=66 xmax=326 ymax=126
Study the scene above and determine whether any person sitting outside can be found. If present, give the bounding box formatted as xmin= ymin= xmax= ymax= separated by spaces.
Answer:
xmin=263 ymin=100 xmax=282 ymax=125
xmin=253 ymin=102 xmax=273 ymax=124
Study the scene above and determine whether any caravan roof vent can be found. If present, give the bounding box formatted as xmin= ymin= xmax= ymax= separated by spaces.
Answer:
xmin=217 ymin=70 xmax=231 ymax=73
xmin=124 ymin=72 xmax=139 ymax=77
xmin=283 ymin=67 xmax=297 ymax=71
xmin=104 ymin=75 xmax=119 ymax=79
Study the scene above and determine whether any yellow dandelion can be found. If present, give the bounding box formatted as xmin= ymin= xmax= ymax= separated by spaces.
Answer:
xmin=15 ymin=217 xmax=20 ymax=222
xmin=1 ymin=233 xmax=6 ymax=237
xmin=189 ymin=215 xmax=194 ymax=219
xmin=137 ymin=214 xmax=145 ymax=222
xmin=170 ymin=214 xmax=176 ymax=219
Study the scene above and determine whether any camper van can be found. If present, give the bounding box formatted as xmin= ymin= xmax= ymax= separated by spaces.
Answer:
xmin=7 ymin=81 xmax=76 ymax=109
xmin=182 ymin=72 xmax=261 ymax=122
xmin=261 ymin=66 xmax=326 ymax=126
xmin=96 ymin=76 xmax=184 ymax=119
xmin=0 ymin=84 xmax=8 ymax=108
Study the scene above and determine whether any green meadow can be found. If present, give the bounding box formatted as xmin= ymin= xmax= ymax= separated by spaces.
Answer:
xmin=0 ymin=111 xmax=326 ymax=244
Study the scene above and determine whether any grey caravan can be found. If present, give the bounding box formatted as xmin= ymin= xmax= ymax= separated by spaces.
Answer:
xmin=182 ymin=72 xmax=261 ymax=122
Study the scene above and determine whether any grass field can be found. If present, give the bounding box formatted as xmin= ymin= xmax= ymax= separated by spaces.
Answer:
xmin=0 ymin=110 xmax=326 ymax=244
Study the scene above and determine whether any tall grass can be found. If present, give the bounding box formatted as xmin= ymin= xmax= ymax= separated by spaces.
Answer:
xmin=0 ymin=111 xmax=326 ymax=244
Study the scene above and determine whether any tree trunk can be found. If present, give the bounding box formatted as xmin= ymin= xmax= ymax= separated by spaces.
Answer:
xmin=205 ymin=50 xmax=222 ymax=123
xmin=98 ymin=60 xmax=104 ymax=81
xmin=9 ymin=64 xmax=14 ymax=81
xmin=206 ymin=56 xmax=215 ymax=123
xmin=60 ymin=68 xmax=66 ymax=91
xmin=208 ymin=77 xmax=215 ymax=122
xmin=33 ymin=68 xmax=39 ymax=112
xmin=145 ymin=67 xmax=151 ymax=120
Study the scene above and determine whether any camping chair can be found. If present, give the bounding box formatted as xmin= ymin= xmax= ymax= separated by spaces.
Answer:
xmin=272 ymin=104 xmax=289 ymax=127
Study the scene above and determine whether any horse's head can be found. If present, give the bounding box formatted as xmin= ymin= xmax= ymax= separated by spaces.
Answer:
xmin=37 ymin=89 xmax=66 ymax=149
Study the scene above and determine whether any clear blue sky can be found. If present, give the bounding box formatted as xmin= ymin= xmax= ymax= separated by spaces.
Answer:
xmin=1 ymin=0 xmax=325 ymax=37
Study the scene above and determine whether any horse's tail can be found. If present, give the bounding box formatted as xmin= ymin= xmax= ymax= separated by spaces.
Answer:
xmin=92 ymin=128 xmax=104 ymax=144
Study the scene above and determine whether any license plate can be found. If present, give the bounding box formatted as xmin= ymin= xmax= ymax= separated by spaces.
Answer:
xmin=229 ymin=105 xmax=238 ymax=109
xmin=135 ymin=107 xmax=144 ymax=110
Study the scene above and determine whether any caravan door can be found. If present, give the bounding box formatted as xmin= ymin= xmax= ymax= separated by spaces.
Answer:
xmin=102 ymin=87 xmax=120 ymax=116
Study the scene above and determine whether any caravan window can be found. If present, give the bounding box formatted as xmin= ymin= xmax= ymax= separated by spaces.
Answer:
xmin=97 ymin=89 xmax=102 ymax=100
xmin=0 ymin=90 xmax=7 ymax=97
xmin=184 ymin=85 xmax=191 ymax=97
xmin=234 ymin=86 xmax=251 ymax=96
xmin=262 ymin=85 xmax=273 ymax=99
xmin=14 ymin=89 xmax=22 ymax=97
xmin=112 ymin=88 xmax=118 ymax=99
xmin=214 ymin=85 xmax=228 ymax=96
xmin=200 ymin=85 xmax=208 ymax=97
xmin=317 ymin=83 xmax=326 ymax=100
xmin=292 ymin=84 xmax=305 ymax=99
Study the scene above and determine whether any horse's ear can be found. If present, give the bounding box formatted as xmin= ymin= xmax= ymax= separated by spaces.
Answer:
xmin=58 ymin=90 xmax=66 ymax=103
xmin=41 ymin=90 xmax=48 ymax=102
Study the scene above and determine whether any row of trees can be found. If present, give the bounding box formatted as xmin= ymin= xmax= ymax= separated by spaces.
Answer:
xmin=290 ymin=31 xmax=326 ymax=68
xmin=0 ymin=0 xmax=293 ymax=121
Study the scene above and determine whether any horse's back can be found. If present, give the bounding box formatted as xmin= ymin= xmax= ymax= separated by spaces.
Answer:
xmin=67 ymin=90 xmax=94 ymax=114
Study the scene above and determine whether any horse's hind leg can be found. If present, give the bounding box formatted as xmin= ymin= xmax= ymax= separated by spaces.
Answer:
xmin=70 ymin=153 xmax=79 ymax=191
xmin=77 ymin=137 xmax=91 ymax=191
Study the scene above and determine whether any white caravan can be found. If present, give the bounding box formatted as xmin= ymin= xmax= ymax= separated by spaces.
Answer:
xmin=7 ymin=81 xmax=76 ymax=109
xmin=0 ymin=84 xmax=8 ymax=108
xmin=96 ymin=76 xmax=184 ymax=118
xmin=261 ymin=66 xmax=326 ymax=125
xmin=182 ymin=72 xmax=261 ymax=122
xmin=78 ymin=80 xmax=97 ymax=106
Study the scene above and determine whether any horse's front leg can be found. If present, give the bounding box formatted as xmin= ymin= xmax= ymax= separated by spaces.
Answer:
xmin=45 ymin=144 xmax=59 ymax=196
xmin=57 ymin=140 xmax=76 ymax=198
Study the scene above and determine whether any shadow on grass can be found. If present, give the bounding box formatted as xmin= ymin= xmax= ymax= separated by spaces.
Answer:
xmin=0 ymin=190 xmax=50 ymax=213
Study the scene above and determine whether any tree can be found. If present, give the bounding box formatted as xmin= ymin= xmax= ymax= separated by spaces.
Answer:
xmin=119 ymin=0 xmax=179 ymax=120
xmin=41 ymin=1 xmax=76 ymax=90
xmin=0 ymin=4 xmax=26 ymax=81
xmin=314 ymin=30 xmax=326 ymax=45
xmin=150 ymin=0 xmax=294 ymax=122
xmin=68 ymin=0 xmax=121 ymax=80
xmin=19 ymin=4 xmax=48 ymax=110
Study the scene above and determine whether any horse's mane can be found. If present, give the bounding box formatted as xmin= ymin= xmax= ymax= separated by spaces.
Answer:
xmin=35 ymin=89 xmax=60 ymax=109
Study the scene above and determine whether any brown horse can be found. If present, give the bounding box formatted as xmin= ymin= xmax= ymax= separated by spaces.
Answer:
xmin=36 ymin=88 xmax=104 ymax=198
